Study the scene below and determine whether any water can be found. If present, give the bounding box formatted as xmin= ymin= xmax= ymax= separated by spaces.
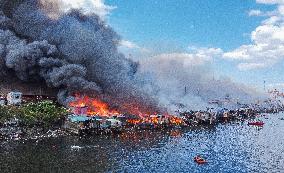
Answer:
xmin=1 ymin=113 xmax=284 ymax=173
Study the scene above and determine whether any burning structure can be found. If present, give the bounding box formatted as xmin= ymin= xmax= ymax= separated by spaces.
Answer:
xmin=69 ymin=94 xmax=120 ymax=117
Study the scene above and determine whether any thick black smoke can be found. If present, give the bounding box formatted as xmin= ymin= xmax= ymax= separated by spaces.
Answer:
xmin=0 ymin=0 xmax=161 ymax=114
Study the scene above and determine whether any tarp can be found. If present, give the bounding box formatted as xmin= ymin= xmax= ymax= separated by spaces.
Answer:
xmin=69 ymin=115 xmax=90 ymax=122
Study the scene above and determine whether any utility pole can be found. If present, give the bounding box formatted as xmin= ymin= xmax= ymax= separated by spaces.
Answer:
xmin=263 ymin=80 xmax=266 ymax=92
xmin=212 ymin=57 xmax=215 ymax=81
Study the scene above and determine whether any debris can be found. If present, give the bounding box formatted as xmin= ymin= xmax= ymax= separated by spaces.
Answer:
xmin=248 ymin=121 xmax=264 ymax=126
xmin=194 ymin=156 xmax=207 ymax=164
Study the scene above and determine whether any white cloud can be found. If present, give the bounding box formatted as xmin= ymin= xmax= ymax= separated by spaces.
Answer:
xmin=188 ymin=46 xmax=223 ymax=55
xmin=153 ymin=53 xmax=208 ymax=66
xmin=256 ymin=0 xmax=284 ymax=4
xmin=248 ymin=9 xmax=277 ymax=17
xmin=119 ymin=40 xmax=150 ymax=54
xmin=223 ymin=1 xmax=284 ymax=70
xmin=120 ymin=40 xmax=140 ymax=49
xmin=237 ymin=62 xmax=268 ymax=70
xmin=59 ymin=0 xmax=116 ymax=19
xmin=152 ymin=47 xmax=222 ymax=66
xmin=249 ymin=10 xmax=264 ymax=16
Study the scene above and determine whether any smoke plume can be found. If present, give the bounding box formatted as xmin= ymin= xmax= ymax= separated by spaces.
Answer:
xmin=137 ymin=52 xmax=266 ymax=112
xmin=0 ymin=0 xmax=160 ymax=114
xmin=0 ymin=0 xmax=265 ymax=114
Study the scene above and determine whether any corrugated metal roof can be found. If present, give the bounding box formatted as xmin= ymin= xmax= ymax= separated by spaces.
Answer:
xmin=68 ymin=115 xmax=91 ymax=122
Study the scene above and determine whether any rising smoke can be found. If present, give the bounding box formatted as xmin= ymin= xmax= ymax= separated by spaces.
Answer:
xmin=137 ymin=53 xmax=266 ymax=112
xmin=0 ymin=0 xmax=265 ymax=114
xmin=0 ymin=0 xmax=161 ymax=114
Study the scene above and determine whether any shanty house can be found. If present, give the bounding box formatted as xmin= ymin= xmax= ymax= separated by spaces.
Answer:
xmin=7 ymin=92 xmax=22 ymax=105
xmin=0 ymin=96 xmax=5 ymax=106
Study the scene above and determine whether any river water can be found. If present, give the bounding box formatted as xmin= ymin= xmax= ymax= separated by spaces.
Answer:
xmin=1 ymin=113 xmax=284 ymax=173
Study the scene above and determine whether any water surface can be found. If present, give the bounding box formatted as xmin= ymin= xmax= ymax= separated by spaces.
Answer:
xmin=1 ymin=113 xmax=284 ymax=173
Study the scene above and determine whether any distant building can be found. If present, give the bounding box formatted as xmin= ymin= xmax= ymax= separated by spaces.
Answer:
xmin=0 ymin=96 xmax=5 ymax=106
xmin=7 ymin=92 xmax=22 ymax=105
xmin=269 ymin=89 xmax=284 ymax=99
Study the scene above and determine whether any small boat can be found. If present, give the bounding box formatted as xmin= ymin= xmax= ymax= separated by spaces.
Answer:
xmin=194 ymin=156 xmax=207 ymax=164
xmin=248 ymin=121 xmax=264 ymax=126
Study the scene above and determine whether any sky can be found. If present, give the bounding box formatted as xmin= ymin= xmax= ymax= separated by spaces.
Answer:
xmin=88 ymin=0 xmax=284 ymax=91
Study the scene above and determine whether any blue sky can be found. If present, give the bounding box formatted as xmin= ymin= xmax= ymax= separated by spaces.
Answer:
xmin=107 ymin=0 xmax=266 ymax=49
xmin=104 ymin=0 xmax=283 ymax=90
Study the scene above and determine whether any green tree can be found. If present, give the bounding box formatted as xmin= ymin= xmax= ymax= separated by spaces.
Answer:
xmin=0 ymin=105 xmax=22 ymax=124
xmin=0 ymin=105 xmax=11 ymax=124
xmin=21 ymin=100 xmax=68 ymax=126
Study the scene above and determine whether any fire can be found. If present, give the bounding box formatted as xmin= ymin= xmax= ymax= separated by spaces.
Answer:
xmin=69 ymin=94 xmax=185 ymax=127
xmin=169 ymin=116 xmax=183 ymax=125
xmin=126 ymin=114 xmax=185 ymax=127
xmin=69 ymin=94 xmax=119 ymax=116
xmin=126 ymin=119 xmax=142 ymax=125
xmin=148 ymin=116 xmax=159 ymax=124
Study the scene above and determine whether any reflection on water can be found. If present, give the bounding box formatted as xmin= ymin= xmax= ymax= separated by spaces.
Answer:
xmin=1 ymin=113 xmax=284 ymax=173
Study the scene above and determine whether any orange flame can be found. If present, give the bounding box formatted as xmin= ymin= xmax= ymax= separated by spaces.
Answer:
xmin=69 ymin=94 xmax=184 ymax=127
xmin=169 ymin=116 xmax=184 ymax=125
xmin=69 ymin=94 xmax=119 ymax=116
xmin=126 ymin=119 xmax=142 ymax=125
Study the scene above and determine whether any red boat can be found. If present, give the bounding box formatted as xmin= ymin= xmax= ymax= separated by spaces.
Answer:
xmin=194 ymin=156 xmax=207 ymax=164
xmin=248 ymin=121 xmax=264 ymax=126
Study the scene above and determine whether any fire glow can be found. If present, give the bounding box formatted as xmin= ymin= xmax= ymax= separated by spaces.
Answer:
xmin=69 ymin=94 xmax=184 ymax=126
xmin=69 ymin=94 xmax=119 ymax=116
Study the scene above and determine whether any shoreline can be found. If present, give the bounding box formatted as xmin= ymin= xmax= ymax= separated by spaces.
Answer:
xmin=1 ymin=107 xmax=281 ymax=142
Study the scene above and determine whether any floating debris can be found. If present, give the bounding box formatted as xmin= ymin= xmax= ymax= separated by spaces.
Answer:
xmin=194 ymin=155 xmax=207 ymax=164
xmin=248 ymin=121 xmax=264 ymax=126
